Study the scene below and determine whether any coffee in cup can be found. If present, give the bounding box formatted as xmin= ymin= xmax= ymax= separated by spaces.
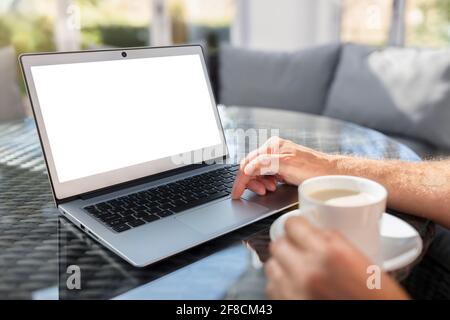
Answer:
xmin=298 ymin=176 xmax=387 ymax=263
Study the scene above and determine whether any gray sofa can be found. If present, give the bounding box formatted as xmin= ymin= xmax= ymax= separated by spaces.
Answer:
xmin=214 ymin=43 xmax=450 ymax=300
xmin=211 ymin=43 xmax=450 ymax=159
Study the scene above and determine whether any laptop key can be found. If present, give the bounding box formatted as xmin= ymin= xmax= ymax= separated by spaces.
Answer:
xmin=85 ymin=206 xmax=101 ymax=215
xmin=100 ymin=214 xmax=121 ymax=222
xmin=172 ymin=199 xmax=187 ymax=207
xmin=121 ymin=209 xmax=136 ymax=216
xmin=127 ymin=219 xmax=145 ymax=227
xmin=97 ymin=203 xmax=112 ymax=210
xmin=145 ymin=201 xmax=159 ymax=208
xmin=142 ymin=214 xmax=160 ymax=223
xmin=122 ymin=215 xmax=137 ymax=223
xmin=146 ymin=208 xmax=163 ymax=215
xmin=196 ymin=192 xmax=208 ymax=199
xmin=109 ymin=218 xmax=125 ymax=226
xmin=112 ymin=224 xmax=131 ymax=233
xmin=215 ymin=185 xmax=227 ymax=191
xmin=159 ymin=203 xmax=175 ymax=210
xmin=182 ymin=195 xmax=198 ymax=202
xmin=158 ymin=197 xmax=172 ymax=205
xmin=157 ymin=210 xmax=173 ymax=218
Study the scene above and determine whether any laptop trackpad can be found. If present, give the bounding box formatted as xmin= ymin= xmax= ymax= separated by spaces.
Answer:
xmin=175 ymin=199 xmax=270 ymax=235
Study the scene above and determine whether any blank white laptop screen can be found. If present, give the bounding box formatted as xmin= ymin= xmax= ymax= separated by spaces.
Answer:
xmin=30 ymin=54 xmax=222 ymax=183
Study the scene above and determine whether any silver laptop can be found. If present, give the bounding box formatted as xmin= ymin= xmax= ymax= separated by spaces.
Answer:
xmin=20 ymin=45 xmax=298 ymax=267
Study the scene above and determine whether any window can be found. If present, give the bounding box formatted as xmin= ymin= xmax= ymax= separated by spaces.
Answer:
xmin=341 ymin=0 xmax=393 ymax=45
xmin=0 ymin=0 xmax=57 ymax=55
xmin=1 ymin=0 xmax=235 ymax=54
xmin=405 ymin=0 xmax=450 ymax=48
xmin=75 ymin=0 xmax=152 ymax=49
xmin=0 ymin=0 xmax=57 ymax=93
xmin=168 ymin=0 xmax=234 ymax=51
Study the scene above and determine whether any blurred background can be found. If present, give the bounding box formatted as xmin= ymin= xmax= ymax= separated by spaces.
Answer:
xmin=0 ymin=1 xmax=449 ymax=302
xmin=1 ymin=0 xmax=449 ymax=55
xmin=1 ymin=0 xmax=449 ymax=65
xmin=1 ymin=0 xmax=450 ymax=157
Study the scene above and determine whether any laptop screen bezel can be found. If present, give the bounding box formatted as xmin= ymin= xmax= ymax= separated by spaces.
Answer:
xmin=20 ymin=45 xmax=229 ymax=202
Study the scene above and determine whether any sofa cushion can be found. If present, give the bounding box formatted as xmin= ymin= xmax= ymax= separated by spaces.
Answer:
xmin=324 ymin=43 xmax=450 ymax=150
xmin=0 ymin=46 xmax=25 ymax=122
xmin=219 ymin=44 xmax=341 ymax=114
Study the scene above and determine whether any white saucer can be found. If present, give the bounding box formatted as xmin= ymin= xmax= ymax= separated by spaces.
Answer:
xmin=269 ymin=209 xmax=423 ymax=272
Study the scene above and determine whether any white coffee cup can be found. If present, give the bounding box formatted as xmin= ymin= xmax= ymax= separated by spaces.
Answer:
xmin=298 ymin=175 xmax=387 ymax=263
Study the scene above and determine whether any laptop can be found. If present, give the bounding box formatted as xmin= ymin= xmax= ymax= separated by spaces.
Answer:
xmin=20 ymin=45 xmax=298 ymax=267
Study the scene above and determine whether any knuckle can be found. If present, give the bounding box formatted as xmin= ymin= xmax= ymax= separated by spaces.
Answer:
xmin=305 ymin=269 xmax=325 ymax=291
xmin=256 ymin=154 xmax=269 ymax=164
xmin=284 ymin=219 xmax=297 ymax=234
xmin=284 ymin=216 xmax=305 ymax=233
xmin=271 ymin=238 xmax=288 ymax=254
xmin=265 ymin=259 xmax=277 ymax=278
xmin=329 ymin=230 xmax=344 ymax=240
xmin=268 ymin=241 xmax=276 ymax=254
xmin=323 ymin=241 xmax=344 ymax=263
xmin=268 ymin=240 xmax=279 ymax=255
xmin=268 ymin=136 xmax=284 ymax=150
xmin=265 ymin=282 xmax=276 ymax=298
xmin=322 ymin=230 xmax=340 ymax=241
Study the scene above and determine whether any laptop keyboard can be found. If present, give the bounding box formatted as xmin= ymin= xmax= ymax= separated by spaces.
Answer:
xmin=83 ymin=164 xmax=240 ymax=233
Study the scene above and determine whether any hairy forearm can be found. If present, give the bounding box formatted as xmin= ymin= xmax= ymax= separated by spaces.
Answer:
xmin=329 ymin=157 xmax=450 ymax=228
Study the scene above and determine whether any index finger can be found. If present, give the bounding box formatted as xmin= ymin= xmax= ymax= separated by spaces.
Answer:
xmin=269 ymin=237 xmax=307 ymax=278
xmin=231 ymin=168 xmax=252 ymax=199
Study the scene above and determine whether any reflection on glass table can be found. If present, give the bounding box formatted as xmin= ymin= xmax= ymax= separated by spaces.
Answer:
xmin=0 ymin=106 xmax=434 ymax=299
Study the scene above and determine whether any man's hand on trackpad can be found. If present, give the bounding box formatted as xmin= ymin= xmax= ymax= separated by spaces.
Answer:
xmin=231 ymin=169 xmax=278 ymax=199
xmin=231 ymin=137 xmax=336 ymax=199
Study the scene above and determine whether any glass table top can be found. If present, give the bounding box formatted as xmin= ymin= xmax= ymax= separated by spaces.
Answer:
xmin=0 ymin=106 xmax=433 ymax=299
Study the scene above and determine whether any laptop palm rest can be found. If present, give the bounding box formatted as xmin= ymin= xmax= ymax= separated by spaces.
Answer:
xmin=175 ymin=199 xmax=270 ymax=235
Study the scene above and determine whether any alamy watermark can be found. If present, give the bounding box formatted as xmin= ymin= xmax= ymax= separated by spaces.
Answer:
xmin=170 ymin=128 xmax=281 ymax=170
xmin=66 ymin=4 xmax=81 ymax=31
xmin=66 ymin=265 xmax=81 ymax=290
xmin=366 ymin=265 xmax=381 ymax=290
